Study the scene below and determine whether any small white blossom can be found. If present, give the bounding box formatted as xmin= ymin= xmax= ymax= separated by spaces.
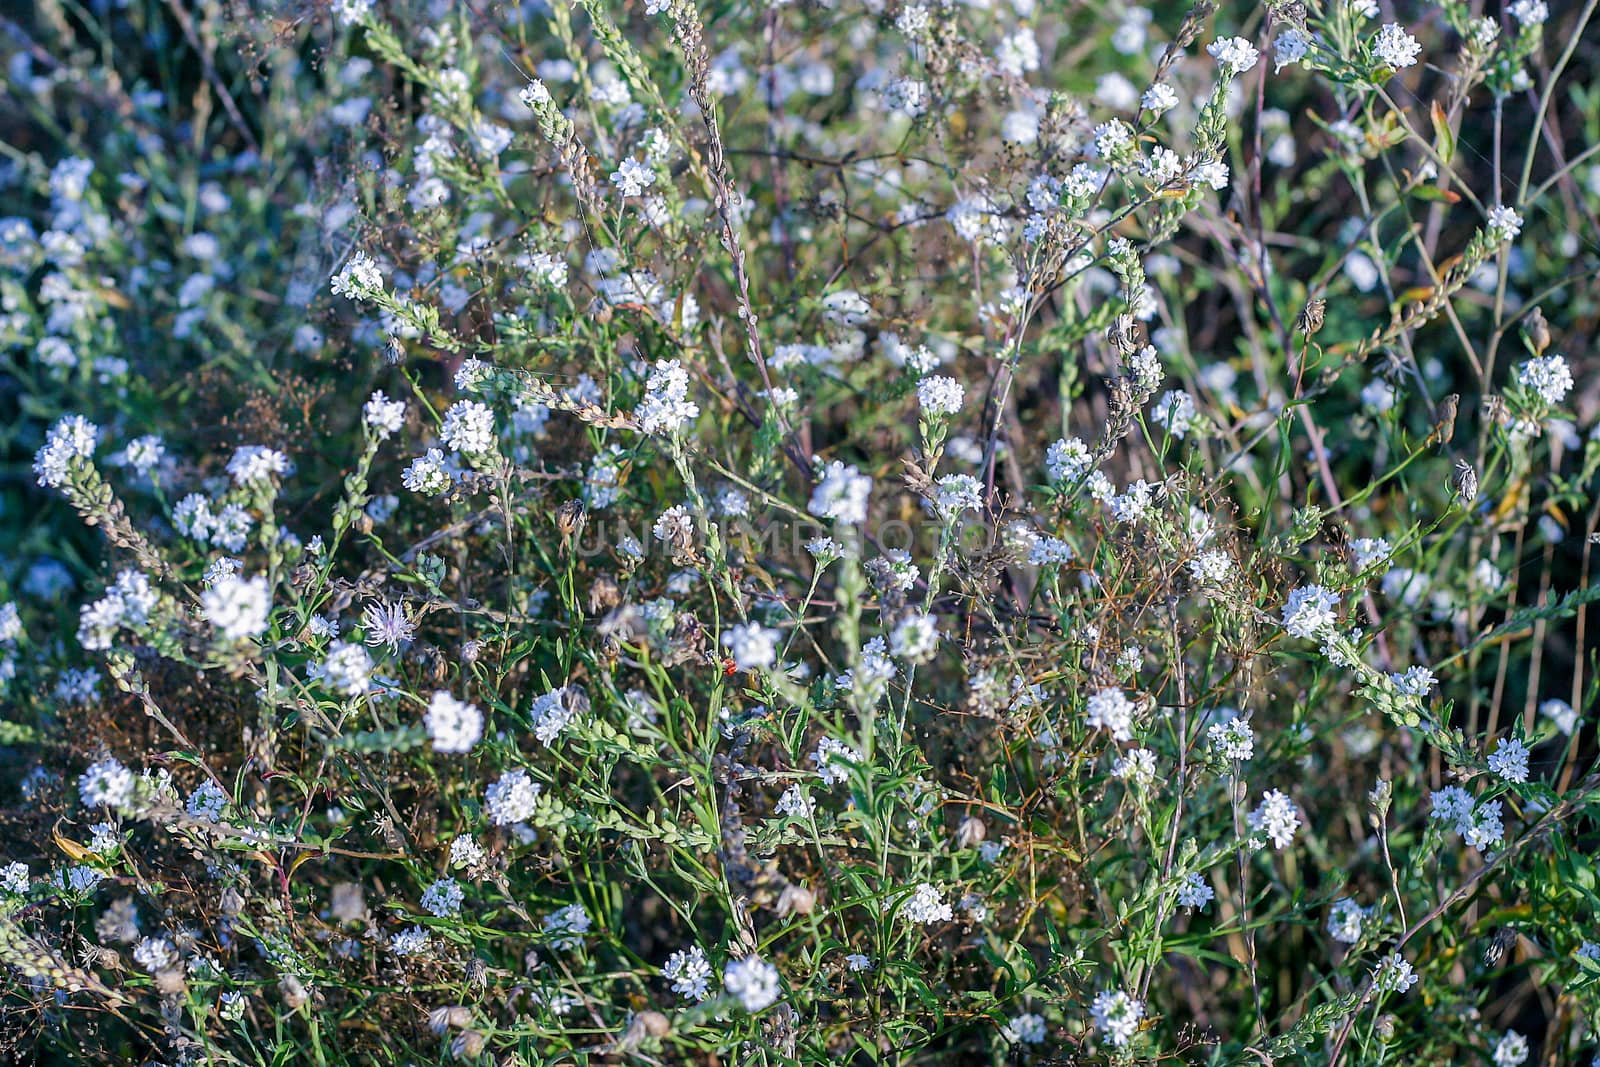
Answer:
xmin=664 ymin=945 xmax=713 ymax=1000
xmin=1371 ymin=23 xmax=1421 ymax=70
xmin=901 ymin=883 xmax=954 ymax=925
xmin=723 ymin=622 xmax=779 ymax=671
xmin=1086 ymin=687 xmax=1137 ymax=742
xmin=1488 ymin=737 xmax=1530 ymax=783
xmin=484 ymin=769 xmax=541 ymax=825
xmin=1247 ymin=789 xmax=1301 ymax=849
xmin=425 ymin=691 xmax=484 ymax=753
xmin=1207 ymin=36 xmax=1261 ymax=75
xmin=1090 ymin=989 xmax=1145 ymax=1048
xmin=331 ymin=251 xmax=383 ymax=300
xmin=723 ymin=955 xmax=781 ymax=1011
xmin=1176 ymin=872 xmax=1215 ymax=910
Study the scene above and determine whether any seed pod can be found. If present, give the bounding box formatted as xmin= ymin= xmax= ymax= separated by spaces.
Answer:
xmin=279 ymin=974 xmax=309 ymax=1010
xmin=556 ymin=498 xmax=586 ymax=540
xmin=450 ymin=1029 xmax=485 ymax=1060
xmin=1483 ymin=925 xmax=1517 ymax=967
xmin=618 ymin=1009 xmax=672 ymax=1050
xmin=428 ymin=1005 xmax=474 ymax=1034
xmin=776 ymin=883 xmax=816 ymax=917
xmin=1296 ymin=297 xmax=1326 ymax=337
xmin=1453 ymin=459 xmax=1479 ymax=505
xmin=956 ymin=815 xmax=988 ymax=849
xmin=1431 ymin=393 xmax=1459 ymax=445
xmin=588 ymin=575 xmax=622 ymax=615
xmin=1526 ymin=307 xmax=1550 ymax=354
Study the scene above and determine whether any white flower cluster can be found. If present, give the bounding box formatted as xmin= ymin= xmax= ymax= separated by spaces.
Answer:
xmin=33 ymin=414 xmax=98 ymax=489
xmin=636 ymin=360 xmax=701 ymax=435
xmin=425 ymin=691 xmax=484 ymax=753
xmin=1247 ymin=789 xmax=1301 ymax=849
xmin=1430 ymin=786 xmax=1505 ymax=852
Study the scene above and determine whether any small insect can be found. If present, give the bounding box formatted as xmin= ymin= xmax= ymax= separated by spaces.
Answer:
xmin=721 ymin=657 xmax=738 ymax=677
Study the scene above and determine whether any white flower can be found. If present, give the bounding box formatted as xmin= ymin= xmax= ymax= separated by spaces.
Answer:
xmin=226 ymin=445 xmax=289 ymax=486
xmin=421 ymin=878 xmax=464 ymax=917
xmin=1540 ymin=698 xmax=1578 ymax=735
xmin=401 ymin=448 xmax=452 ymax=495
xmin=1207 ymin=36 xmax=1261 ymax=75
xmin=1045 ymin=437 xmax=1093 ymax=482
xmin=1487 ymin=205 xmax=1523 ymax=242
xmin=362 ymin=600 xmax=415 ymax=651
xmin=79 ymin=757 xmax=135 ymax=809
xmin=1372 ymin=952 xmax=1418 ymax=994
xmin=485 ymin=769 xmax=541 ymax=825
xmin=0 ymin=862 xmax=28 ymax=894
xmin=202 ymin=575 xmax=271 ymax=641
xmin=389 ymin=925 xmax=430 ymax=956
xmin=1493 ymin=1030 xmax=1529 ymax=1067
xmin=1090 ymin=988 xmax=1145 ymax=1048
xmin=1488 ymin=737 xmax=1530 ymax=783
xmin=1509 ymin=0 xmax=1548 ymax=24
xmin=774 ymin=785 xmax=814 ymax=818
xmin=1274 ymin=27 xmax=1310 ymax=71
xmin=322 ymin=641 xmax=372 ymax=698
xmin=1389 ymin=665 xmax=1437 ymax=698
xmin=1281 ymin=585 xmax=1340 ymax=638
xmin=723 ymin=955 xmax=781 ymax=1011
xmin=1152 ymin=390 xmax=1200 ymax=438
xmin=1327 ymin=896 xmax=1369 ymax=943
xmin=528 ymin=687 xmax=579 ymax=745
xmin=636 ymin=360 xmax=701 ymax=435
xmin=845 ymin=953 xmax=873 ymax=972
xmin=1188 ymin=549 xmax=1233 ymax=585
xmin=1176 ymin=872 xmax=1214 ymax=910
xmin=33 ymin=414 xmax=98 ymax=489
xmin=1086 ymin=687 xmax=1137 ymax=742
xmin=652 ymin=504 xmax=694 ymax=548
xmin=440 ymin=400 xmax=496 ymax=455
xmin=916 ymin=375 xmax=964 ymax=416
xmin=186 ymin=780 xmax=228 ymax=822
xmin=425 ymin=691 xmax=484 ymax=753
xmin=610 ymin=157 xmax=656 ymax=198
xmin=332 ymin=0 xmax=372 ymax=25
xmin=448 ymin=834 xmax=485 ymax=870
xmin=1371 ymin=23 xmax=1421 ymax=70
xmin=889 ymin=613 xmax=939 ymax=663
xmin=1247 ymin=789 xmax=1301 ymax=849
xmin=363 ymin=392 xmax=406 ymax=438
xmin=519 ymin=79 xmax=553 ymax=110
xmin=1003 ymin=1012 xmax=1047 ymax=1044
xmin=723 ymin=622 xmax=779 ymax=671
xmin=1517 ymin=354 xmax=1574 ymax=406
xmin=1113 ymin=747 xmax=1158 ymax=783
xmin=1108 ymin=479 xmax=1157 ymax=524
xmin=133 ymin=936 xmax=179 ymax=972
xmin=812 ymin=736 xmax=862 ymax=786
xmin=1142 ymin=83 xmax=1179 ymax=113
xmin=1464 ymin=801 xmax=1505 ymax=852
xmin=331 ymin=251 xmax=383 ymax=300
xmin=933 ymin=473 xmax=984 ymax=518
xmin=1208 ymin=717 xmax=1255 ymax=760
xmin=664 ymin=945 xmax=713 ymax=1000
xmin=808 ymin=460 xmax=872 ymax=525
xmin=901 ymin=883 xmax=954 ymax=925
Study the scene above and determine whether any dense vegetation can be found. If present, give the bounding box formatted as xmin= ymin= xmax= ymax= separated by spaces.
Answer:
xmin=3 ymin=0 xmax=1600 ymax=1063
